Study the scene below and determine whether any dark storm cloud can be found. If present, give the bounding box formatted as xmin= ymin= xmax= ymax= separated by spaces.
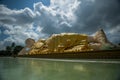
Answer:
xmin=38 ymin=0 xmax=120 ymax=40
xmin=73 ymin=0 xmax=120 ymax=34
xmin=33 ymin=1 xmax=79 ymax=35
xmin=0 ymin=5 xmax=34 ymax=26
xmin=72 ymin=0 xmax=120 ymax=43
xmin=0 ymin=0 xmax=120 ymax=50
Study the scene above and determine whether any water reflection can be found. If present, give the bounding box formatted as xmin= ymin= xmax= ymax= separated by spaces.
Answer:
xmin=0 ymin=58 xmax=120 ymax=80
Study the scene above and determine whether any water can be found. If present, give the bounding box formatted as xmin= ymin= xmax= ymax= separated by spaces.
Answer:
xmin=0 ymin=57 xmax=120 ymax=80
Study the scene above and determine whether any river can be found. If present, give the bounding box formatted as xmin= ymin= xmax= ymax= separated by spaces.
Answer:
xmin=0 ymin=57 xmax=120 ymax=80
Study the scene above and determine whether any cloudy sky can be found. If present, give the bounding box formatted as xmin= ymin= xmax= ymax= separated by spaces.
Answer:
xmin=0 ymin=0 xmax=120 ymax=50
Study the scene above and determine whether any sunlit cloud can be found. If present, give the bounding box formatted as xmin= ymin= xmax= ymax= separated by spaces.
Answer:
xmin=0 ymin=0 xmax=120 ymax=50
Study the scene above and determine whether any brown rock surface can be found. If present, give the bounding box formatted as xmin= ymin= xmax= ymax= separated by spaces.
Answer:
xmin=45 ymin=33 xmax=88 ymax=52
xmin=18 ymin=29 xmax=115 ymax=55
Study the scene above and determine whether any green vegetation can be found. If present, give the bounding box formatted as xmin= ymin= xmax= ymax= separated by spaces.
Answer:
xmin=100 ymin=44 xmax=114 ymax=50
xmin=0 ymin=42 xmax=23 ymax=56
xmin=100 ymin=43 xmax=120 ymax=50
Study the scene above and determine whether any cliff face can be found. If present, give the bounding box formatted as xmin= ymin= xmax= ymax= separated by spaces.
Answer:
xmin=94 ymin=29 xmax=108 ymax=43
xmin=88 ymin=29 xmax=115 ymax=50
xmin=18 ymin=29 xmax=115 ymax=55
xmin=29 ymin=33 xmax=91 ymax=55
xmin=45 ymin=33 xmax=89 ymax=52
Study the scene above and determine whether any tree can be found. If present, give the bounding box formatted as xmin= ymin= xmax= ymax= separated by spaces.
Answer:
xmin=11 ymin=42 xmax=15 ymax=48
xmin=13 ymin=45 xmax=23 ymax=55
xmin=11 ymin=42 xmax=16 ymax=55
xmin=6 ymin=46 xmax=12 ymax=56
xmin=5 ymin=43 xmax=23 ymax=56
xmin=119 ymin=43 xmax=120 ymax=46
xmin=6 ymin=46 xmax=11 ymax=51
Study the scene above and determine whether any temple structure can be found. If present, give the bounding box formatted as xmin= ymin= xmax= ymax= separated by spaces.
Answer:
xmin=18 ymin=29 xmax=115 ymax=55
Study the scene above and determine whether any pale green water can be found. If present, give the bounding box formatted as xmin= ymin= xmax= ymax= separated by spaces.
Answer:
xmin=0 ymin=57 xmax=120 ymax=80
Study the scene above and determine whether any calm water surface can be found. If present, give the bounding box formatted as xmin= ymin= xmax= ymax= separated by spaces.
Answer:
xmin=0 ymin=57 xmax=120 ymax=80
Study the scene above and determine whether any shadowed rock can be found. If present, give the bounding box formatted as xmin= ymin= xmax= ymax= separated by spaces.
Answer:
xmin=90 ymin=29 xmax=115 ymax=50
xmin=18 ymin=38 xmax=35 ymax=55
xmin=94 ymin=29 xmax=108 ymax=43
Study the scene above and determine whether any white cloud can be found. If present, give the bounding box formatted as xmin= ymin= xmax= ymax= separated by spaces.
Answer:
xmin=33 ymin=0 xmax=81 ymax=34
xmin=0 ymin=0 xmax=120 ymax=50
xmin=86 ymin=0 xmax=95 ymax=2
xmin=0 ymin=0 xmax=81 ymax=49
xmin=0 ymin=41 xmax=6 ymax=50
xmin=109 ymin=25 xmax=120 ymax=34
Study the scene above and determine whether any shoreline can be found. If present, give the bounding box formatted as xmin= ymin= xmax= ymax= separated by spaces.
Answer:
xmin=18 ymin=50 xmax=120 ymax=59
xmin=0 ymin=57 xmax=120 ymax=64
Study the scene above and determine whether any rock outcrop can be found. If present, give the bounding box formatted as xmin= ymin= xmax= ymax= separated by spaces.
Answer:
xmin=29 ymin=33 xmax=91 ymax=55
xmin=92 ymin=29 xmax=114 ymax=50
xmin=18 ymin=38 xmax=35 ymax=55
xmin=18 ymin=29 xmax=115 ymax=55
xmin=94 ymin=29 xmax=108 ymax=43
xmin=45 ymin=33 xmax=89 ymax=52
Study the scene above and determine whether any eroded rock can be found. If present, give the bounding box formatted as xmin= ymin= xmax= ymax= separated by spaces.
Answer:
xmin=18 ymin=29 xmax=115 ymax=55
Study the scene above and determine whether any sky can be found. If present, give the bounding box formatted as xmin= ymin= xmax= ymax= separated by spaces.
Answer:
xmin=0 ymin=0 xmax=120 ymax=50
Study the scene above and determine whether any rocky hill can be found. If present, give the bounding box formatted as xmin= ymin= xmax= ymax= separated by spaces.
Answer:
xmin=18 ymin=29 xmax=115 ymax=55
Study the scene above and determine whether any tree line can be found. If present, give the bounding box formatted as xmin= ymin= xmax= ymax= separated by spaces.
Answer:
xmin=0 ymin=42 xmax=23 ymax=56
